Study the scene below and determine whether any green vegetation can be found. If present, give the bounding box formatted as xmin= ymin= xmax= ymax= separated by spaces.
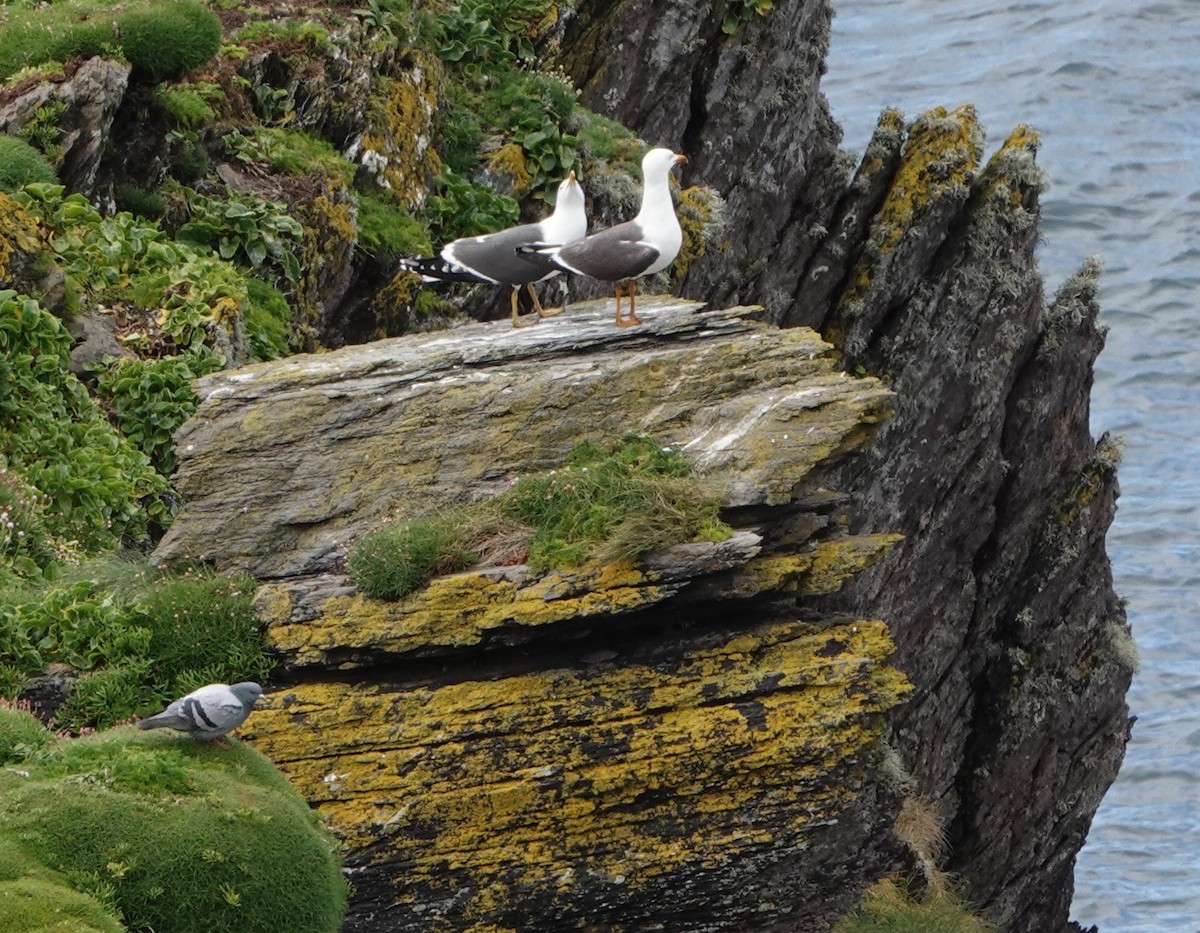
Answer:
xmin=424 ymin=169 xmax=520 ymax=242
xmin=0 ymin=290 xmax=167 ymax=558
xmin=114 ymin=185 xmax=166 ymax=220
xmin=94 ymin=350 xmax=223 ymax=476
xmin=0 ymin=136 xmax=57 ymax=192
xmin=153 ymin=84 xmax=217 ymax=128
xmin=178 ymin=189 xmax=304 ymax=283
xmin=226 ymin=128 xmax=357 ymax=186
xmin=349 ymin=436 xmax=732 ymax=600
xmin=348 ymin=513 xmax=475 ymax=601
xmin=722 ymin=0 xmax=775 ymax=35
xmin=0 ymin=0 xmax=221 ymax=82
xmin=15 ymin=100 xmax=67 ymax=159
xmin=0 ymin=558 xmax=273 ymax=730
xmin=356 ymin=190 xmax=432 ymax=263
xmin=0 ymin=709 xmax=347 ymax=932
xmin=834 ymin=880 xmax=994 ymax=933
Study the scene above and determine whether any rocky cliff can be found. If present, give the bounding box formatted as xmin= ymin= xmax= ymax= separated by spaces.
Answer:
xmin=0 ymin=0 xmax=1131 ymax=929
xmin=162 ymin=300 xmax=916 ymax=929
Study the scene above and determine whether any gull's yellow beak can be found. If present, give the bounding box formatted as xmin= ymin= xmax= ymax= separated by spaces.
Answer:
xmin=674 ymin=153 xmax=688 ymax=165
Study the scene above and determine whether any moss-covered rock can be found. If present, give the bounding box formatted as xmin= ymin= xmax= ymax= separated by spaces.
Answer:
xmin=0 ymin=708 xmax=346 ymax=933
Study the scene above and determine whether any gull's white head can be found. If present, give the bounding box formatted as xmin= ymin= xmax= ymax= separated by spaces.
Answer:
xmin=553 ymin=169 xmax=586 ymax=217
xmin=641 ymin=147 xmax=688 ymax=182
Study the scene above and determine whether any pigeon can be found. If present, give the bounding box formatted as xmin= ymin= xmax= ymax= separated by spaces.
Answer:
xmin=137 ymin=681 xmax=264 ymax=742
xmin=398 ymin=170 xmax=587 ymax=328
xmin=521 ymin=148 xmax=687 ymax=327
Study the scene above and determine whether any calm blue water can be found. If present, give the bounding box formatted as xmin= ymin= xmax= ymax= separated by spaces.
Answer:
xmin=822 ymin=2 xmax=1200 ymax=930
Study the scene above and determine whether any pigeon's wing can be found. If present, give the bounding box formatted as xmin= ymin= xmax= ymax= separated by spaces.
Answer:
xmin=178 ymin=683 xmax=251 ymax=736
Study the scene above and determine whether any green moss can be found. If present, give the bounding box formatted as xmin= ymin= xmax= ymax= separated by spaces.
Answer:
xmin=244 ymin=278 xmax=294 ymax=359
xmin=0 ymin=0 xmax=221 ymax=83
xmin=232 ymin=19 xmax=332 ymax=51
xmin=153 ymin=85 xmax=216 ymax=128
xmin=0 ymin=137 xmax=57 ymax=193
xmin=0 ymin=725 xmax=347 ymax=933
xmin=356 ymin=191 xmax=431 ymax=264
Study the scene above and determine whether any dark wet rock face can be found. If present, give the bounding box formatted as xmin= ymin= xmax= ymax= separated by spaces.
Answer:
xmin=559 ymin=2 xmax=1131 ymax=930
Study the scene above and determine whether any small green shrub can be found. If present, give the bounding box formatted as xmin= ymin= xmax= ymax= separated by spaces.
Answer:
xmin=834 ymin=880 xmax=994 ymax=933
xmin=0 ymin=703 xmax=52 ymax=766
xmin=436 ymin=0 xmax=551 ymax=73
xmin=94 ymin=350 xmax=222 ymax=476
xmin=115 ymin=185 xmax=166 ymax=220
xmin=0 ymin=728 xmax=347 ymax=933
xmin=0 ymin=559 xmax=272 ymax=731
xmin=0 ymin=136 xmax=56 ymax=192
xmin=0 ymin=468 xmax=57 ymax=578
xmin=349 ymin=436 xmax=732 ymax=598
xmin=170 ymin=135 xmax=210 ymax=182
xmin=153 ymin=85 xmax=216 ymax=128
xmin=498 ymin=436 xmax=730 ymax=569
xmin=132 ymin=568 xmax=272 ymax=696
xmin=178 ymin=189 xmax=304 ymax=282
xmin=348 ymin=514 xmax=475 ymax=600
xmin=230 ymin=128 xmax=357 ymax=185
xmin=15 ymin=100 xmax=66 ymax=159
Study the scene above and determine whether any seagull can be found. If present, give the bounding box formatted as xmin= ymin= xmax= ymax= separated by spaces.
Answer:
xmin=520 ymin=148 xmax=687 ymax=327
xmin=398 ymin=171 xmax=587 ymax=328
xmin=136 ymin=682 xmax=263 ymax=743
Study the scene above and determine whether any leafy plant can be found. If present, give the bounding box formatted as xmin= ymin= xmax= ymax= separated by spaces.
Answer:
xmin=0 ymin=468 xmax=57 ymax=578
xmin=94 ymin=350 xmax=223 ymax=476
xmin=424 ymin=169 xmax=519 ymax=242
xmin=721 ymin=0 xmax=774 ymax=35
xmin=15 ymin=101 xmax=66 ymax=158
xmin=0 ymin=290 xmax=167 ymax=552
xmin=0 ymin=136 xmax=57 ymax=192
xmin=436 ymin=0 xmax=551 ymax=73
xmin=178 ymin=189 xmax=303 ymax=282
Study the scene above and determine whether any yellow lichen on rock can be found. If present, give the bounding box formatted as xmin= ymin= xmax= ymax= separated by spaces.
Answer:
xmin=357 ymin=60 xmax=443 ymax=210
xmin=263 ymin=560 xmax=670 ymax=667
xmin=0 ymin=191 xmax=44 ymax=282
xmin=245 ymin=619 xmax=910 ymax=920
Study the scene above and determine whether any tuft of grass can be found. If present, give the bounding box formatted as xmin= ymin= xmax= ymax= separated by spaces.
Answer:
xmin=115 ymin=185 xmax=166 ymax=220
xmin=0 ymin=136 xmax=57 ymax=192
xmin=348 ymin=513 xmax=475 ymax=601
xmin=348 ymin=436 xmax=732 ymax=599
xmin=153 ymin=85 xmax=216 ymax=129
xmin=0 ymin=702 xmax=53 ymax=766
xmin=498 ymin=436 xmax=730 ymax=569
xmin=834 ymin=879 xmax=995 ymax=933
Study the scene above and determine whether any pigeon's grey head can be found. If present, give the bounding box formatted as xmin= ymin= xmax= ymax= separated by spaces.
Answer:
xmin=554 ymin=169 xmax=585 ymax=215
xmin=642 ymin=148 xmax=688 ymax=181
xmin=229 ymin=682 xmax=264 ymax=706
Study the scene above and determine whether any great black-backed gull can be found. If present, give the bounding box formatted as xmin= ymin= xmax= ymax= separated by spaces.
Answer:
xmin=522 ymin=148 xmax=687 ymax=327
xmin=399 ymin=171 xmax=587 ymax=328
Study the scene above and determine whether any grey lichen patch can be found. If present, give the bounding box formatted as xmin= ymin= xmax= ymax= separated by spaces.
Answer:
xmin=1043 ymin=256 xmax=1104 ymax=351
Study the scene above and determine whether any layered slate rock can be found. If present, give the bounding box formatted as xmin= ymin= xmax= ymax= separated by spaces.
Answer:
xmin=157 ymin=298 xmax=917 ymax=930
xmin=155 ymin=299 xmax=892 ymax=578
